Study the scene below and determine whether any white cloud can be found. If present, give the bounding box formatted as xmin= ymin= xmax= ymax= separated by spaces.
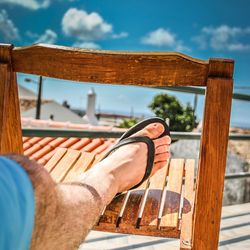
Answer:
xmin=0 ymin=0 xmax=50 ymax=10
xmin=73 ymin=41 xmax=100 ymax=49
xmin=193 ymin=25 xmax=250 ymax=51
xmin=62 ymin=8 xmax=112 ymax=41
xmin=0 ymin=9 xmax=19 ymax=41
xmin=25 ymin=30 xmax=39 ymax=39
xmin=34 ymin=29 xmax=57 ymax=44
xmin=141 ymin=28 xmax=189 ymax=52
xmin=112 ymin=32 xmax=128 ymax=39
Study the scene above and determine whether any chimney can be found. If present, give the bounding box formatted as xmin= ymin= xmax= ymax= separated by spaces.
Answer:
xmin=83 ymin=88 xmax=99 ymax=125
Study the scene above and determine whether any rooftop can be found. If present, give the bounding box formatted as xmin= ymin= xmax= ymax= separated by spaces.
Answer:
xmin=21 ymin=117 xmax=124 ymax=165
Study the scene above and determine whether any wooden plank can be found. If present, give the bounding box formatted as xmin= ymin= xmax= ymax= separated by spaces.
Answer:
xmin=13 ymin=44 xmax=209 ymax=86
xmin=44 ymin=148 xmax=67 ymax=173
xmin=91 ymin=154 xmax=105 ymax=167
xmin=63 ymin=152 xmax=95 ymax=182
xmin=97 ymin=192 xmax=127 ymax=227
xmin=139 ymin=161 xmax=169 ymax=228
xmin=0 ymin=44 xmax=23 ymax=154
xmin=192 ymin=76 xmax=233 ymax=250
xmin=97 ymin=181 xmax=148 ymax=229
xmin=160 ymin=159 xmax=184 ymax=230
xmin=50 ymin=149 xmax=81 ymax=182
xmin=180 ymin=159 xmax=195 ymax=250
xmin=118 ymin=180 xmax=149 ymax=229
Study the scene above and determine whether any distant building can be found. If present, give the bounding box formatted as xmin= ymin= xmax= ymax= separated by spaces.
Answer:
xmin=83 ymin=88 xmax=99 ymax=125
xmin=22 ymin=100 xmax=88 ymax=124
xmin=19 ymin=84 xmax=88 ymax=124
xmin=19 ymin=84 xmax=143 ymax=127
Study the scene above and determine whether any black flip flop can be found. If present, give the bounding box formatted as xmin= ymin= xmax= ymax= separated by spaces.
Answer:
xmin=102 ymin=136 xmax=155 ymax=191
xmin=102 ymin=117 xmax=170 ymax=193
xmin=119 ymin=117 xmax=170 ymax=142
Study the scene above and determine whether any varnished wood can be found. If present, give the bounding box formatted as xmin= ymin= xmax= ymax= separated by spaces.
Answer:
xmin=12 ymin=44 xmax=209 ymax=86
xmin=44 ymin=149 xmax=196 ymax=239
xmin=0 ymin=42 xmax=235 ymax=248
xmin=63 ymin=152 xmax=95 ymax=182
xmin=160 ymin=159 xmax=184 ymax=230
xmin=0 ymin=44 xmax=23 ymax=154
xmin=44 ymin=148 xmax=67 ymax=172
xmin=208 ymin=58 xmax=234 ymax=79
xmin=180 ymin=159 xmax=195 ymax=250
xmin=192 ymin=77 xmax=233 ymax=250
xmin=139 ymin=161 xmax=169 ymax=228
xmin=50 ymin=149 xmax=81 ymax=182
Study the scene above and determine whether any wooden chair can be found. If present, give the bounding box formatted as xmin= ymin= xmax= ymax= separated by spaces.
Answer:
xmin=0 ymin=43 xmax=234 ymax=249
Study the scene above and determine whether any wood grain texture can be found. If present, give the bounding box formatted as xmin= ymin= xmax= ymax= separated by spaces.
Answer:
xmin=0 ymin=44 xmax=23 ymax=154
xmin=44 ymin=148 xmax=67 ymax=173
xmin=160 ymin=159 xmax=184 ymax=230
xmin=3 ymin=42 xmax=234 ymax=247
xmin=192 ymin=77 xmax=233 ymax=250
xmin=12 ymin=44 xmax=209 ymax=86
xmin=118 ymin=181 xmax=149 ymax=229
xmin=208 ymin=58 xmax=234 ymax=79
xmin=50 ymin=149 xmax=81 ymax=182
xmin=63 ymin=152 xmax=95 ymax=182
xmin=139 ymin=161 xmax=169 ymax=228
xmin=180 ymin=159 xmax=195 ymax=250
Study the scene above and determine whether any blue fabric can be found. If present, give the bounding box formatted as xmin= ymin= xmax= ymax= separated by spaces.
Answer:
xmin=0 ymin=157 xmax=35 ymax=250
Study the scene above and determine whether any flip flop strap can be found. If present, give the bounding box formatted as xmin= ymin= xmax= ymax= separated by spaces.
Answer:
xmin=103 ymin=136 xmax=155 ymax=190
xmin=119 ymin=117 xmax=170 ymax=142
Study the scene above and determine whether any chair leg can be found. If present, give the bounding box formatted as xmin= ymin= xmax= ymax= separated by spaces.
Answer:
xmin=0 ymin=44 xmax=23 ymax=154
xmin=192 ymin=77 xmax=233 ymax=250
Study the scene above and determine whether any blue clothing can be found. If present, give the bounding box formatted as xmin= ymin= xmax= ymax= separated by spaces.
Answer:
xmin=0 ymin=157 xmax=35 ymax=250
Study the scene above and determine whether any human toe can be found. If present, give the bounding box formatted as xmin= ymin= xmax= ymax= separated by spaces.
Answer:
xmin=133 ymin=122 xmax=165 ymax=139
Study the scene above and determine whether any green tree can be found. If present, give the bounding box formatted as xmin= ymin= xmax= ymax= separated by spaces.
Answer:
xmin=148 ymin=93 xmax=197 ymax=132
xmin=118 ymin=118 xmax=138 ymax=128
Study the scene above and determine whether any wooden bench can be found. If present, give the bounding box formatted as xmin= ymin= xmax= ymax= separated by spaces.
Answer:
xmin=0 ymin=43 xmax=234 ymax=250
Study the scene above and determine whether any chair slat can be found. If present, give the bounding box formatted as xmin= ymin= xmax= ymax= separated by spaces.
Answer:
xmin=13 ymin=44 xmax=209 ymax=86
xmin=44 ymin=149 xmax=195 ymax=239
xmin=97 ymin=180 xmax=148 ymax=231
xmin=97 ymin=193 xmax=127 ymax=227
xmin=50 ymin=149 xmax=81 ymax=182
xmin=139 ymin=161 xmax=169 ymax=228
xmin=118 ymin=180 xmax=149 ymax=229
xmin=63 ymin=152 xmax=95 ymax=182
xmin=44 ymin=147 xmax=67 ymax=173
xmin=91 ymin=153 xmax=105 ymax=167
xmin=180 ymin=159 xmax=195 ymax=249
xmin=160 ymin=159 xmax=184 ymax=230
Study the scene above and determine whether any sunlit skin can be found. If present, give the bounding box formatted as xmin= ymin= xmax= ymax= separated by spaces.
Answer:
xmin=8 ymin=122 xmax=171 ymax=250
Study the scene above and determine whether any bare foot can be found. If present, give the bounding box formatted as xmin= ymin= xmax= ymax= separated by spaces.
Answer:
xmin=81 ymin=122 xmax=171 ymax=202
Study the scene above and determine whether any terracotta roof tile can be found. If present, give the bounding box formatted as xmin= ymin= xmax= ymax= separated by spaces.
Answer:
xmin=48 ymin=137 xmax=68 ymax=148
xmin=41 ymin=149 xmax=57 ymax=164
xmin=25 ymin=144 xmax=43 ymax=157
xmin=22 ymin=137 xmax=29 ymax=143
xmin=21 ymin=117 xmax=127 ymax=132
xmin=92 ymin=139 xmax=115 ymax=154
xmin=23 ymin=137 xmax=116 ymax=166
xmin=59 ymin=138 xmax=81 ymax=148
xmin=38 ymin=137 xmax=54 ymax=146
xmin=30 ymin=145 xmax=53 ymax=161
xmin=70 ymin=138 xmax=91 ymax=150
xmin=23 ymin=137 xmax=42 ymax=151
xmin=81 ymin=138 xmax=104 ymax=152
xmin=21 ymin=118 xmax=125 ymax=166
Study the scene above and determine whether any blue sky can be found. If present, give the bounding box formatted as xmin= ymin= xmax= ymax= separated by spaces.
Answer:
xmin=0 ymin=0 xmax=250 ymax=127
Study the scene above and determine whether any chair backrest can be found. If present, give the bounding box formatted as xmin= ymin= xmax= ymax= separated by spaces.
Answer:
xmin=0 ymin=43 xmax=234 ymax=250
